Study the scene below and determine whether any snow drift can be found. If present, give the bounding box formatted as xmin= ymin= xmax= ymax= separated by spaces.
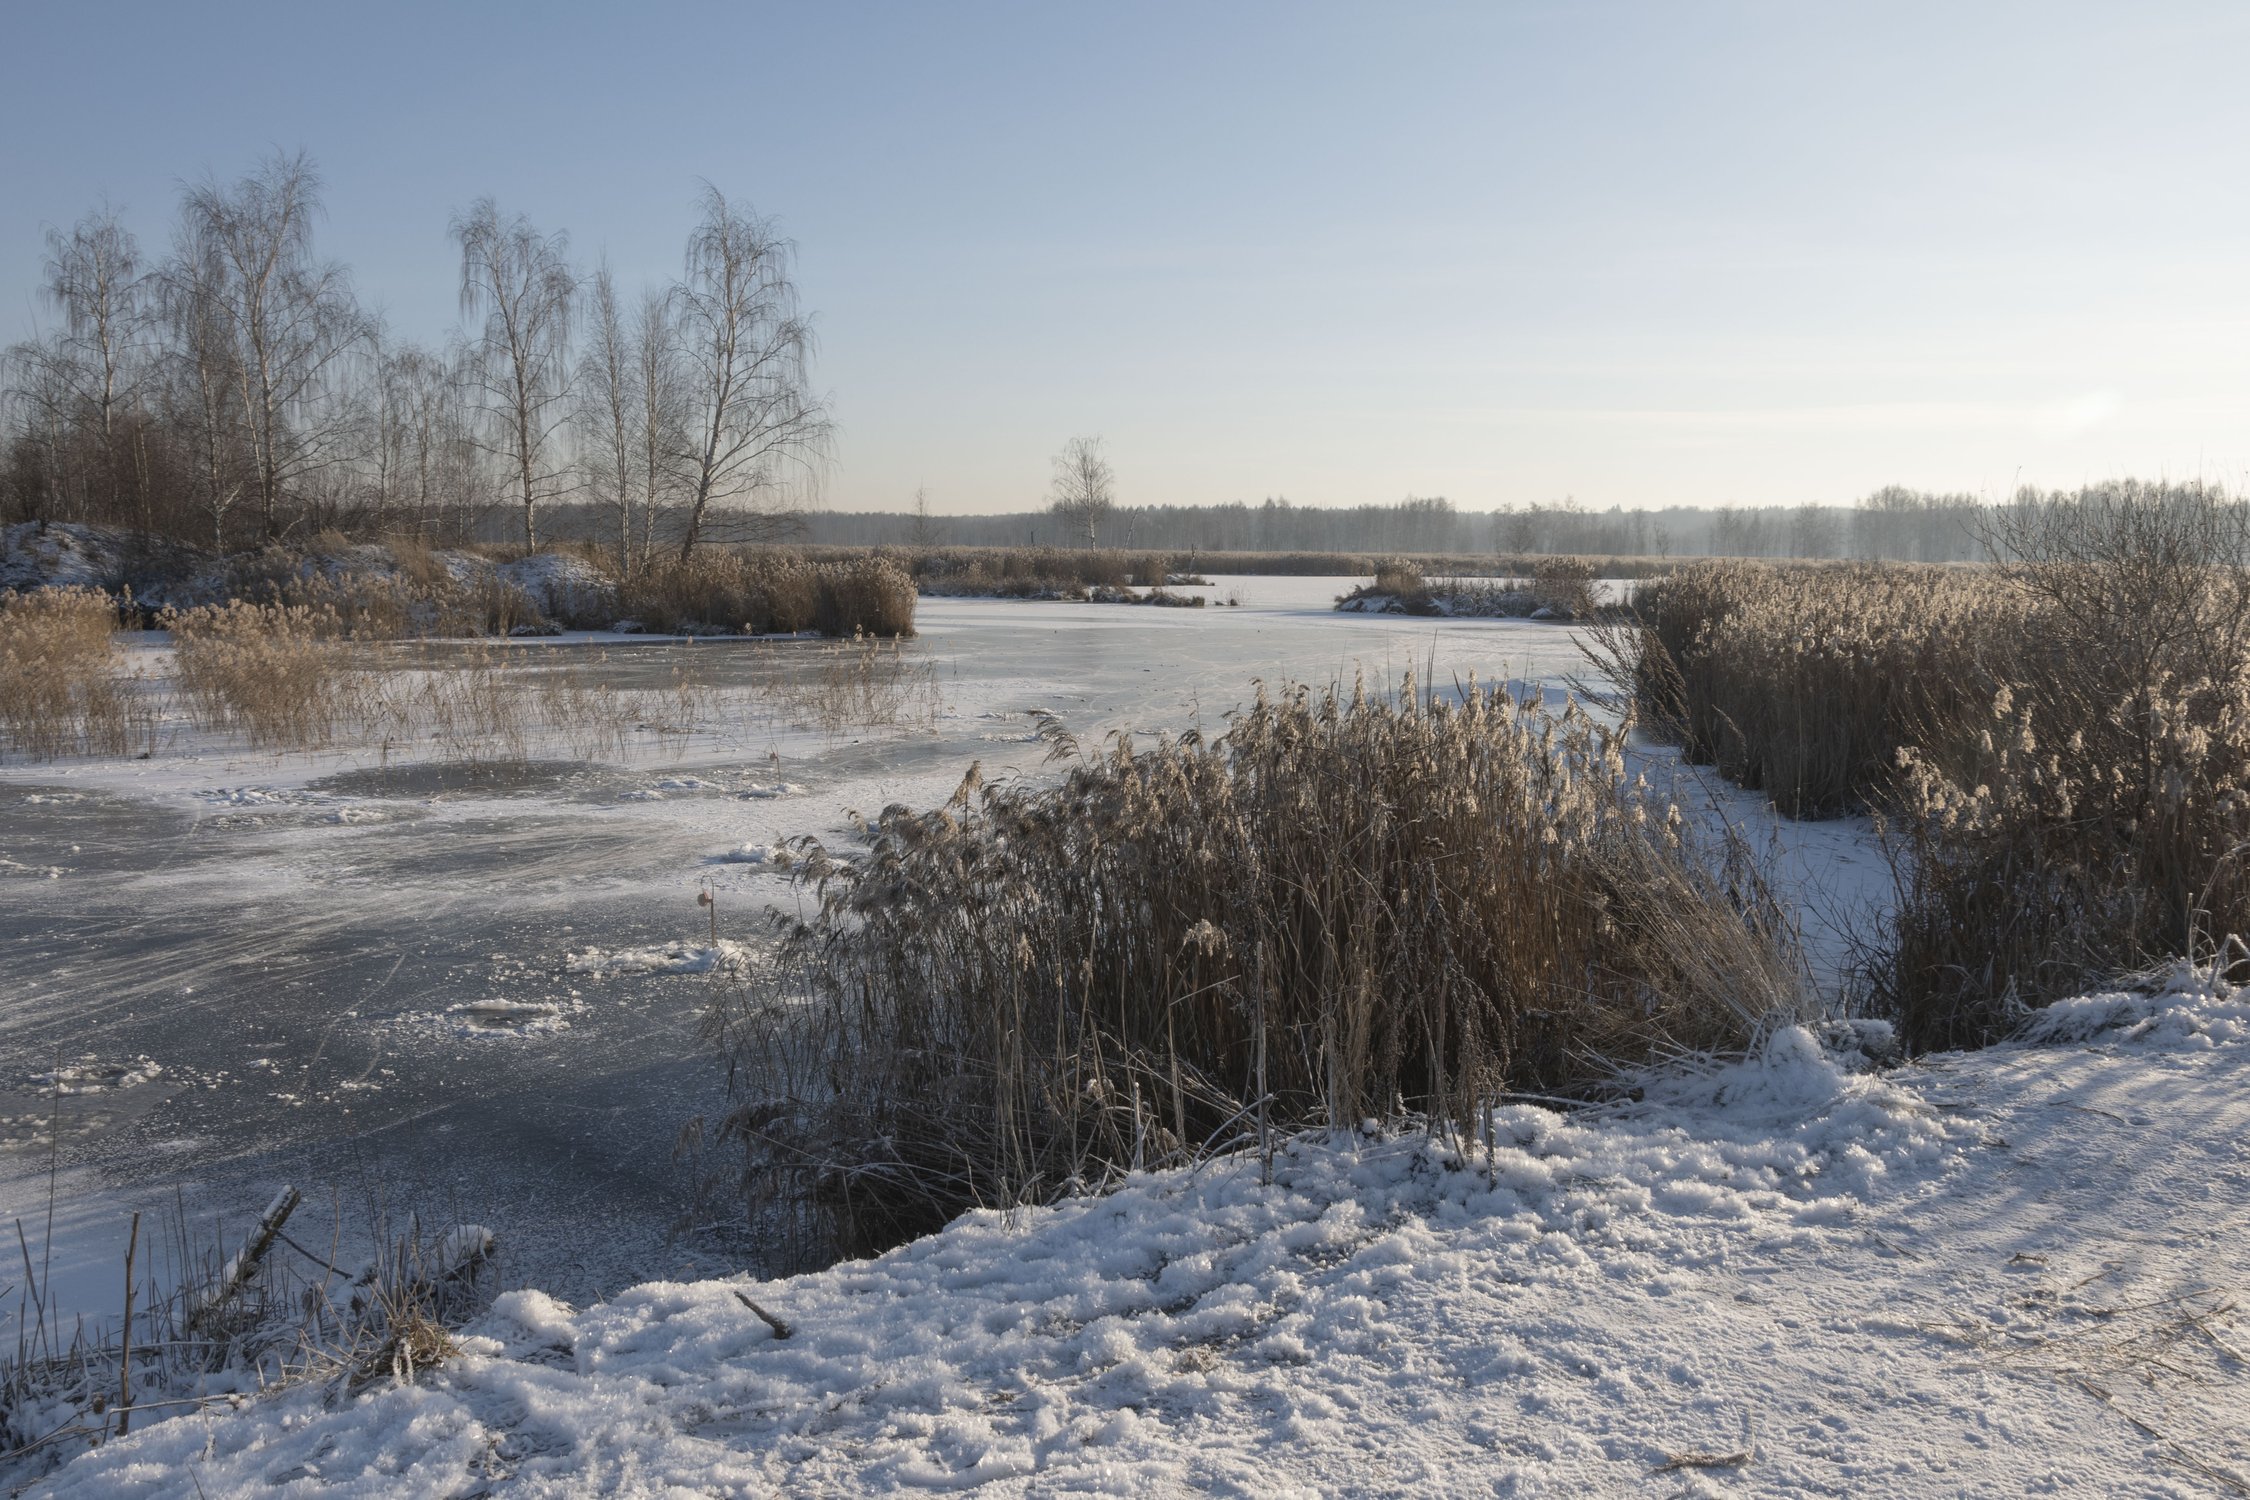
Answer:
xmin=35 ymin=972 xmax=2250 ymax=1496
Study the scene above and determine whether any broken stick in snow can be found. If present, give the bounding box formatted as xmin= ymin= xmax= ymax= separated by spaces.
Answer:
xmin=734 ymin=1290 xmax=792 ymax=1339
xmin=185 ymin=1186 xmax=301 ymax=1334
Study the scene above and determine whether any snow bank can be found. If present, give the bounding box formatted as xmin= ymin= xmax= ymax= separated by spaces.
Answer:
xmin=38 ymin=976 xmax=2250 ymax=1497
xmin=2017 ymin=963 xmax=2250 ymax=1047
xmin=0 ymin=521 xmax=137 ymax=592
xmin=495 ymin=553 xmax=617 ymax=629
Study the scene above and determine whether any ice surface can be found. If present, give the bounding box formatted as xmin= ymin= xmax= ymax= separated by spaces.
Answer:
xmin=0 ymin=584 xmax=1880 ymax=1331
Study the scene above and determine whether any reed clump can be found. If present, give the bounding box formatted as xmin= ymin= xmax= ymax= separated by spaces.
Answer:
xmin=705 ymin=677 xmax=1804 ymax=1258
xmin=771 ymin=633 xmax=941 ymax=738
xmin=1874 ymin=485 xmax=2250 ymax=1047
xmin=621 ymin=551 xmax=916 ymax=637
xmin=1589 ymin=560 xmax=2007 ymax=818
xmin=1597 ymin=483 xmax=2250 ymax=1050
xmin=0 ymin=588 xmax=140 ymax=760
xmin=163 ymin=600 xmax=353 ymax=748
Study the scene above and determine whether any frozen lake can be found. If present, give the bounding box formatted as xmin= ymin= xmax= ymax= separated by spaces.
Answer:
xmin=0 ymin=577 xmax=1881 ymax=1316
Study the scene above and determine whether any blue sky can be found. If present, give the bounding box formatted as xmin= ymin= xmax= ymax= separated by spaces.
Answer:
xmin=6 ymin=1 xmax=2249 ymax=513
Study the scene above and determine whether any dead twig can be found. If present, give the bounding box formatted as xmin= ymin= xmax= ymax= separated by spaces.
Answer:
xmin=734 ymin=1290 xmax=792 ymax=1339
xmin=1653 ymin=1444 xmax=1753 ymax=1474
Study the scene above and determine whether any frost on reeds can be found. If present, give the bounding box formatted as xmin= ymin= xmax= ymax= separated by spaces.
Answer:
xmin=703 ymin=677 xmax=1805 ymax=1259
xmin=0 ymin=588 xmax=144 ymax=760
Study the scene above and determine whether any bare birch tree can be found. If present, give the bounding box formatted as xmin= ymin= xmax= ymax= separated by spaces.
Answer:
xmin=40 ymin=208 xmax=150 ymax=518
xmin=634 ymin=286 xmax=686 ymax=565
xmin=672 ymin=187 xmax=829 ymax=557
xmin=453 ymin=199 xmax=576 ymax=550
xmin=1048 ymin=435 xmax=1116 ymax=545
xmin=156 ymin=227 xmax=246 ymax=549
xmin=578 ymin=265 xmax=638 ymax=573
xmin=177 ymin=152 xmax=366 ymax=539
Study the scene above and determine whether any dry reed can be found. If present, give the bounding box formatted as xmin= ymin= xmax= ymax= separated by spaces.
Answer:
xmin=620 ymin=552 xmax=916 ymax=637
xmin=0 ymin=588 xmax=141 ymax=760
xmin=1595 ymin=485 xmax=2250 ymax=1048
xmin=703 ymin=676 xmax=1804 ymax=1259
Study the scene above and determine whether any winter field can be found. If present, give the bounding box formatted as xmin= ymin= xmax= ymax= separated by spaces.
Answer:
xmin=1 ymin=576 xmax=2239 ymax=1495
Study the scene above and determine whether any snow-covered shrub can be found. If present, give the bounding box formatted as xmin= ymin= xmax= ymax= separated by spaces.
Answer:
xmin=705 ymin=677 xmax=1806 ymax=1259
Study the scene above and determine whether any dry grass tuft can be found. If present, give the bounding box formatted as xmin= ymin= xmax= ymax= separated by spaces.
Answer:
xmin=706 ymin=676 xmax=1804 ymax=1259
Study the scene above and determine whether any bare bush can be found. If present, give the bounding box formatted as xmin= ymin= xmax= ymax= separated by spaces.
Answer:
xmin=1529 ymin=557 xmax=1599 ymax=618
xmin=705 ymin=678 xmax=1804 ymax=1259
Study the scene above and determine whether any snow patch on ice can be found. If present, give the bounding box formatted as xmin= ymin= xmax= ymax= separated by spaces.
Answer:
xmin=0 ymin=857 xmax=67 ymax=879
xmin=711 ymin=843 xmax=794 ymax=869
xmin=736 ymin=781 xmax=807 ymax=800
xmin=389 ymin=998 xmax=582 ymax=1040
xmin=28 ymin=1055 xmax=164 ymax=1096
xmin=563 ymin=941 xmax=754 ymax=977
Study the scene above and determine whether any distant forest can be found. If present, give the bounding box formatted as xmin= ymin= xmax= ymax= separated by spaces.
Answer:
xmin=798 ymin=489 xmax=2001 ymax=562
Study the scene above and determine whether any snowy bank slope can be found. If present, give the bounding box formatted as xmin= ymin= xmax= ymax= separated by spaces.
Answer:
xmin=42 ymin=982 xmax=2250 ymax=1497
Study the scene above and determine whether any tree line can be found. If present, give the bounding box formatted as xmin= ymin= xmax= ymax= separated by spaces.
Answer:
xmin=2 ymin=151 xmax=830 ymax=570
xmin=799 ymin=488 xmax=2022 ymax=562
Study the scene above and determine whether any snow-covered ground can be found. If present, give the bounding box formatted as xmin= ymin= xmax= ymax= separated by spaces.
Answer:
xmin=34 ymin=974 xmax=2249 ymax=1496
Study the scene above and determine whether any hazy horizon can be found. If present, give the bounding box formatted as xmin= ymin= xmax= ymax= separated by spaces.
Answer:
xmin=9 ymin=1 xmax=2250 ymax=515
